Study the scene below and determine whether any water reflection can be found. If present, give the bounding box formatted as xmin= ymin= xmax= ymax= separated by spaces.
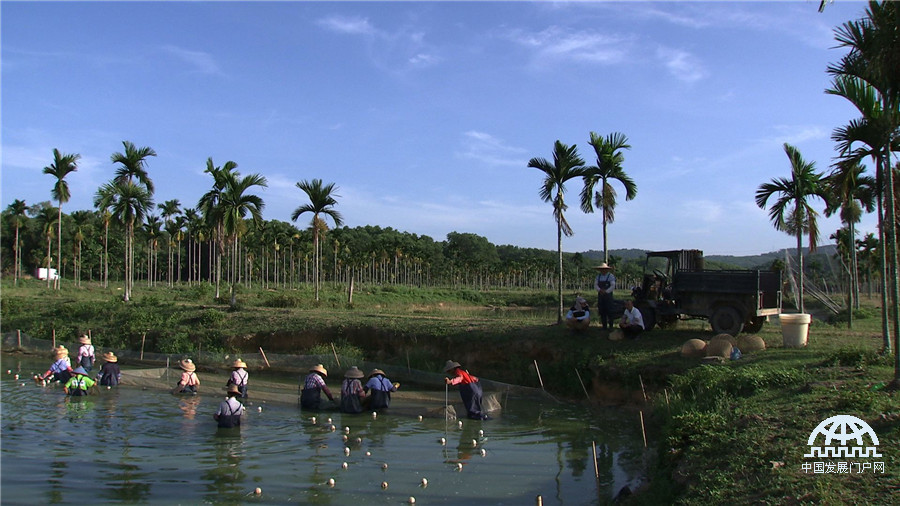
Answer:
xmin=201 ymin=430 xmax=248 ymax=503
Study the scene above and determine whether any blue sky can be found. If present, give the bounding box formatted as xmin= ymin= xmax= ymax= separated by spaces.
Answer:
xmin=1 ymin=1 xmax=876 ymax=256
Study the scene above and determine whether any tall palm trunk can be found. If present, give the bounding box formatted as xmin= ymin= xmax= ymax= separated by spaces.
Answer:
xmin=556 ymin=206 xmax=564 ymax=325
xmin=13 ymin=224 xmax=20 ymax=286
xmin=46 ymin=234 xmax=52 ymax=288
xmin=797 ymin=232 xmax=804 ymax=314
xmin=56 ymin=206 xmax=62 ymax=290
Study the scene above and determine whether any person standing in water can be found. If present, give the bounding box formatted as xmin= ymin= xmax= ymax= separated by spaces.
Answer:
xmin=444 ymin=360 xmax=489 ymax=420
xmin=97 ymin=352 xmax=121 ymax=387
xmin=174 ymin=359 xmax=200 ymax=394
xmin=64 ymin=366 xmax=96 ymax=397
xmin=226 ymin=359 xmax=249 ymax=398
xmin=340 ymin=366 xmax=366 ymax=414
xmin=35 ymin=346 xmax=74 ymax=384
xmin=300 ymin=364 xmax=335 ymax=410
xmin=76 ymin=334 xmax=95 ymax=373
xmin=214 ymin=384 xmax=245 ymax=428
xmin=365 ymin=368 xmax=399 ymax=410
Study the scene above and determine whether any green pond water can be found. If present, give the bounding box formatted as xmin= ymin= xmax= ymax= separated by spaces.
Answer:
xmin=1 ymin=354 xmax=647 ymax=505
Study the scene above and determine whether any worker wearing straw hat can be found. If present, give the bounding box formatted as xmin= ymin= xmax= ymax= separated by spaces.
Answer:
xmin=226 ymin=359 xmax=249 ymax=398
xmin=76 ymin=334 xmax=96 ymax=373
xmin=339 ymin=366 xmax=367 ymax=414
xmin=174 ymin=359 xmax=200 ymax=394
xmin=97 ymin=352 xmax=121 ymax=387
xmin=364 ymin=368 xmax=399 ymax=410
xmin=214 ymin=384 xmax=245 ymax=428
xmin=35 ymin=345 xmax=74 ymax=384
xmin=594 ymin=262 xmax=617 ymax=330
xmin=300 ymin=364 xmax=335 ymax=410
xmin=444 ymin=360 xmax=489 ymax=420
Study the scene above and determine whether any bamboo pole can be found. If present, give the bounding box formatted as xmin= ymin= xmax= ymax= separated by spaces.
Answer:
xmin=592 ymin=441 xmax=599 ymax=479
xmin=639 ymin=374 xmax=648 ymax=402
xmin=639 ymin=411 xmax=648 ymax=448
xmin=575 ymin=368 xmax=591 ymax=402
xmin=140 ymin=332 xmax=146 ymax=360
xmin=533 ymin=360 xmax=545 ymax=391
xmin=331 ymin=342 xmax=341 ymax=368
xmin=17 ymin=329 xmax=21 ymax=348
xmin=259 ymin=347 xmax=271 ymax=368
xmin=52 ymin=328 xmax=56 ymax=348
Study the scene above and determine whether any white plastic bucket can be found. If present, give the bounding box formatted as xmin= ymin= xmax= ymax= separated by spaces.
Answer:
xmin=780 ymin=313 xmax=811 ymax=348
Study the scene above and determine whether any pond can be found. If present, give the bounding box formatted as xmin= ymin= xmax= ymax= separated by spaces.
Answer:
xmin=1 ymin=354 xmax=647 ymax=505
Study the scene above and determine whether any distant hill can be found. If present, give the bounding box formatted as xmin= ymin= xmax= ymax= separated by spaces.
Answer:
xmin=580 ymin=245 xmax=839 ymax=270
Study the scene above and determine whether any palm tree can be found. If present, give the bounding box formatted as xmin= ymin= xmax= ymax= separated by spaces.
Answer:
xmin=292 ymin=179 xmax=343 ymax=301
xmin=70 ymin=210 xmax=92 ymax=287
xmin=528 ymin=140 xmax=587 ymax=324
xmin=827 ymin=1 xmax=900 ymax=365
xmin=143 ymin=214 xmax=163 ymax=286
xmin=824 ymin=160 xmax=876 ymax=326
xmin=198 ymin=158 xmax=237 ymax=299
xmin=94 ymin=183 xmax=117 ymax=288
xmin=581 ymin=132 xmax=637 ymax=263
xmin=755 ymin=143 xmax=829 ymax=314
xmin=6 ymin=199 xmax=28 ymax=285
xmin=159 ymin=199 xmax=182 ymax=285
xmin=107 ymin=180 xmax=154 ymax=301
xmin=34 ymin=205 xmax=59 ymax=288
xmin=43 ymin=148 xmax=80 ymax=289
xmin=219 ymin=170 xmax=267 ymax=307
xmin=111 ymin=141 xmax=156 ymax=192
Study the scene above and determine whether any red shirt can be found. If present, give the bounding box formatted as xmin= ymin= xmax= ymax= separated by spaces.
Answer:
xmin=448 ymin=368 xmax=478 ymax=386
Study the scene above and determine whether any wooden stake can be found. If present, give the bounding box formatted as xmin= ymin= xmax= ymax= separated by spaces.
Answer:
xmin=575 ymin=368 xmax=591 ymax=402
xmin=639 ymin=374 xmax=648 ymax=402
xmin=140 ymin=332 xmax=146 ymax=360
xmin=536 ymin=495 xmax=543 ymax=506
xmin=88 ymin=329 xmax=92 ymax=338
xmin=259 ymin=347 xmax=271 ymax=368
xmin=664 ymin=388 xmax=670 ymax=409
xmin=592 ymin=441 xmax=600 ymax=479
xmin=17 ymin=329 xmax=21 ymax=348
xmin=52 ymin=328 xmax=56 ymax=348
xmin=533 ymin=360 xmax=545 ymax=391
xmin=406 ymin=349 xmax=411 ymax=374
xmin=639 ymin=410 xmax=648 ymax=448
xmin=331 ymin=342 xmax=341 ymax=368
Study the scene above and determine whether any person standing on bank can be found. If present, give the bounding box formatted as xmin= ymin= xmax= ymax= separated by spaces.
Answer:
xmin=444 ymin=360 xmax=489 ymax=420
xmin=594 ymin=263 xmax=616 ymax=330
xmin=227 ymin=359 xmax=249 ymax=398
xmin=214 ymin=384 xmax=245 ymax=428
xmin=300 ymin=364 xmax=335 ymax=410
xmin=365 ymin=368 xmax=399 ymax=410
xmin=340 ymin=366 xmax=366 ymax=414
xmin=619 ymin=299 xmax=645 ymax=339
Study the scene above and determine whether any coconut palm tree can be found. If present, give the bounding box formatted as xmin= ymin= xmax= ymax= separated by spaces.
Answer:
xmin=581 ymin=132 xmax=637 ymax=264
xmin=219 ymin=169 xmax=267 ymax=307
xmin=107 ymin=180 xmax=154 ymax=301
xmin=5 ymin=199 xmax=28 ymax=285
xmin=756 ymin=143 xmax=829 ymax=314
xmin=292 ymin=179 xmax=343 ymax=301
xmin=528 ymin=140 xmax=587 ymax=324
xmin=34 ymin=205 xmax=59 ymax=288
xmin=43 ymin=148 xmax=80 ymax=289
xmin=824 ymin=160 xmax=876 ymax=326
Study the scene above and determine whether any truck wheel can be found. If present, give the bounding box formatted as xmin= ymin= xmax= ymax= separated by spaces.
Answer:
xmin=743 ymin=317 xmax=765 ymax=334
xmin=711 ymin=306 xmax=744 ymax=336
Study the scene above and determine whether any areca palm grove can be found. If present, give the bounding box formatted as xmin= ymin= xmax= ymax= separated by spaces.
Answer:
xmin=581 ymin=132 xmax=637 ymax=264
xmin=292 ymin=179 xmax=343 ymax=301
xmin=528 ymin=140 xmax=586 ymax=324
xmin=43 ymin=148 xmax=80 ymax=290
xmin=6 ymin=199 xmax=27 ymax=285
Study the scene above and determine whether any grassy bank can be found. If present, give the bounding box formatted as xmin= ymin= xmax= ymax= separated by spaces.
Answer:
xmin=2 ymin=279 xmax=898 ymax=503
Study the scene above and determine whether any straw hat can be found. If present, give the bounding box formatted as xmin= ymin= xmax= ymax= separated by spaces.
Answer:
xmin=232 ymin=359 xmax=247 ymax=369
xmin=53 ymin=345 xmax=69 ymax=359
xmin=78 ymin=334 xmax=91 ymax=345
xmin=575 ymin=296 xmax=587 ymax=305
xmin=368 ymin=368 xmax=385 ymax=378
xmin=309 ymin=364 xmax=328 ymax=377
xmin=344 ymin=366 xmax=364 ymax=379
xmin=594 ymin=262 xmax=614 ymax=271
xmin=73 ymin=366 xmax=88 ymax=376
xmin=179 ymin=359 xmax=196 ymax=372
xmin=444 ymin=360 xmax=461 ymax=373
xmin=225 ymin=384 xmax=241 ymax=396
xmin=102 ymin=351 xmax=118 ymax=363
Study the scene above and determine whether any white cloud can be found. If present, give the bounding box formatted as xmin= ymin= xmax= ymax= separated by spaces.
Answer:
xmin=456 ymin=131 xmax=528 ymax=168
xmin=656 ymin=46 xmax=707 ymax=83
xmin=317 ymin=15 xmax=377 ymax=36
xmin=161 ymin=45 xmax=221 ymax=75
xmin=507 ymin=25 xmax=628 ymax=66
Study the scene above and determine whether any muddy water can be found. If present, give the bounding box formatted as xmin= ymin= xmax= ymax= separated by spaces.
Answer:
xmin=1 ymin=354 xmax=646 ymax=505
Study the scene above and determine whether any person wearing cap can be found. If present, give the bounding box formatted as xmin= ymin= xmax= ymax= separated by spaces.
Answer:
xmin=594 ymin=263 xmax=617 ymax=330
xmin=97 ymin=351 xmax=122 ymax=387
xmin=214 ymin=384 xmax=246 ymax=428
xmin=444 ymin=360 xmax=488 ymax=420
xmin=566 ymin=296 xmax=591 ymax=331
xmin=35 ymin=346 xmax=74 ymax=384
xmin=364 ymin=368 xmax=399 ymax=410
xmin=76 ymin=334 xmax=96 ymax=372
xmin=339 ymin=366 xmax=367 ymax=414
xmin=300 ymin=364 xmax=335 ymax=410
xmin=226 ymin=359 xmax=249 ymax=398
xmin=174 ymin=359 xmax=200 ymax=394
xmin=64 ymin=366 xmax=96 ymax=396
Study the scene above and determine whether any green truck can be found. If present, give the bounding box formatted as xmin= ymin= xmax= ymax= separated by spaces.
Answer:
xmin=632 ymin=249 xmax=782 ymax=336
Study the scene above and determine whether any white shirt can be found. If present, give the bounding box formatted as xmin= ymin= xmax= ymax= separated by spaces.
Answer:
xmin=621 ymin=306 xmax=644 ymax=329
